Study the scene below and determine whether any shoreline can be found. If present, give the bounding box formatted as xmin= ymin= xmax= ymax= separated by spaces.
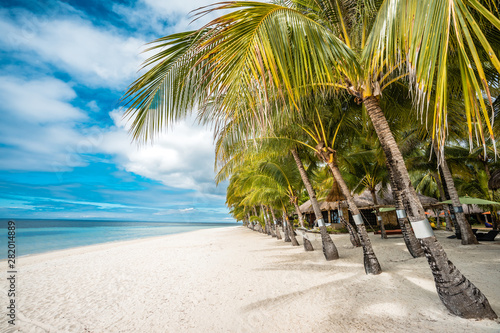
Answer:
xmin=0 ymin=223 xmax=239 ymax=261
xmin=3 ymin=225 xmax=240 ymax=264
xmin=2 ymin=226 xmax=499 ymax=332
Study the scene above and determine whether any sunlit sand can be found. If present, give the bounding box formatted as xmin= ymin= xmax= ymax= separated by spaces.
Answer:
xmin=3 ymin=227 xmax=499 ymax=332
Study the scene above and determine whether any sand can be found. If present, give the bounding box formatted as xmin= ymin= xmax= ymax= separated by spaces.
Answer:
xmin=1 ymin=226 xmax=500 ymax=332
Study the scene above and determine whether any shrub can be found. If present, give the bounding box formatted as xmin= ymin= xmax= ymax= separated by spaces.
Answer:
xmin=327 ymin=226 xmax=348 ymax=234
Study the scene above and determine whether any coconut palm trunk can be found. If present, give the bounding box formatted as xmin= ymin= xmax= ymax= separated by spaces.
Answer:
xmin=264 ymin=205 xmax=276 ymax=237
xmin=270 ymin=207 xmax=282 ymax=240
xmin=432 ymin=142 xmax=478 ymax=245
xmin=281 ymin=208 xmax=291 ymax=242
xmin=385 ymin=160 xmax=424 ymax=258
xmin=291 ymin=149 xmax=339 ymax=260
xmin=246 ymin=213 xmax=253 ymax=230
xmin=337 ymin=207 xmax=361 ymax=247
xmin=370 ymin=190 xmax=387 ymax=239
xmin=252 ymin=206 xmax=260 ymax=232
xmin=439 ymin=167 xmax=459 ymax=232
xmin=443 ymin=207 xmax=453 ymax=232
xmin=261 ymin=204 xmax=272 ymax=236
xmin=432 ymin=171 xmax=454 ymax=231
xmin=283 ymin=216 xmax=291 ymax=242
xmin=434 ymin=208 xmax=441 ymax=229
xmin=302 ymin=231 xmax=314 ymax=251
xmin=365 ymin=96 xmax=496 ymax=319
xmin=293 ymin=198 xmax=313 ymax=250
xmin=293 ymin=199 xmax=306 ymax=228
xmin=283 ymin=211 xmax=300 ymax=246
xmin=324 ymin=156 xmax=381 ymax=275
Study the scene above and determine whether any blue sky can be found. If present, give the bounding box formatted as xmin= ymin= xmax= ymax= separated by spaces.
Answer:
xmin=0 ymin=0 xmax=235 ymax=222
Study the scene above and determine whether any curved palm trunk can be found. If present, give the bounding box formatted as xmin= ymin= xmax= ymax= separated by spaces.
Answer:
xmin=291 ymin=149 xmax=339 ymax=260
xmin=433 ymin=142 xmax=478 ymax=245
xmin=283 ymin=217 xmax=291 ymax=242
xmin=247 ymin=213 xmax=254 ymax=230
xmin=284 ymin=211 xmax=299 ymax=246
xmin=370 ymin=189 xmax=387 ymax=239
xmin=439 ymin=167 xmax=458 ymax=232
xmin=264 ymin=205 xmax=276 ymax=237
xmin=261 ymin=204 xmax=272 ymax=236
xmin=302 ymin=232 xmax=314 ymax=251
xmin=275 ymin=222 xmax=282 ymax=239
xmin=252 ymin=206 xmax=261 ymax=232
xmin=365 ymin=96 xmax=496 ymax=319
xmin=386 ymin=160 xmax=424 ymax=257
xmin=293 ymin=200 xmax=306 ymax=228
xmin=443 ymin=207 xmax=453 ymax=232
xmin=270 ymin=207 xmax=282 ymax=240
xmin=432 ymin=171 xmax=454 ymax=231
xmin=338 ymin=206 xmax=361 ymax=247
xmin=293 ymin=200 xmax=313 ymax=250
xmin=283 ymin=221 xmax=292 ymax=243
xmin=326 ymin=159 xmax=382 ymax=275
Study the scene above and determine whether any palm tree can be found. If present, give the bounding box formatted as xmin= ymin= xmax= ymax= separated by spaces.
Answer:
xmin=314 ymin=166 xmax=361 ymax=247
xmin=227 ymin=165 xmax=271 ymax=233
xmin=338 ymin=89 xmax=424 ymax=255
xmin=445 ymin=142 xmax=500 ymax=228
xmin=297 ymin=107 xmax=381 ymax=274
xmin=269 ymin=205 xmax=282 ymax=240
xmin=215 ymin=111 xmax=337 ymax=257
xmin=342 ymin=137 xmax=390 ymax=238
xmin=258 ymin=157 xmax=315 ymax=248
xmin=222 ymin=142 xmax=306 ymax=246
xmin=122 ymin=0 xmax=499 ymax=319
xmin=290 ymin=148 xmax=339 ymax=259
xmin=406 ymin=144 xmax=455 ymax=231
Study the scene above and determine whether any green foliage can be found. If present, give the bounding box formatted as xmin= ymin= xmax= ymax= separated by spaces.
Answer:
xmin=121 ymin=0 xmax=500 ymax=226
xmin=326 ymin=226 xmax=348 ymax=234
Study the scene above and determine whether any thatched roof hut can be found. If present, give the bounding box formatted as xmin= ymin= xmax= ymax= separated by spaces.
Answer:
xmin=325 ymin=182 xmax=345 ymax=202
xmin=354 ymin=186 xmax=439 ymax=208
xmin=298 ymin=195 xmax=372 ymax=214
xmin=298 ymin=186 xmax=439 ymax=214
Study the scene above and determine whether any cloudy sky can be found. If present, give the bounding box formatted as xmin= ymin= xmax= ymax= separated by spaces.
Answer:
xmin=0 ymin=0 xmax=235 ymax=222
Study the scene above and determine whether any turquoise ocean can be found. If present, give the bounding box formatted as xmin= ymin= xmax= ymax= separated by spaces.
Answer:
xmin=0 ymin=219 xmax=238 ymax=259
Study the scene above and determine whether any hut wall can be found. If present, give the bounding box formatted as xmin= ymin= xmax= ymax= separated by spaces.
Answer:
xmin=321 ymin=211 xmax=329 ymax=224
xmin=329 ymin=210 xmax=344 ymax=229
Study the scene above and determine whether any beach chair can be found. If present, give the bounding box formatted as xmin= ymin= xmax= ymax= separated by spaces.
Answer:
xmin=475 ymin=230 xmax=499 ymax=241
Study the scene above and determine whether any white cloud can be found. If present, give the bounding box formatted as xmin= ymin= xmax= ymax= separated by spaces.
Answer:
xmin=154 ymin=207 xmax=196 ymax=215
xmin=142 ymin=0 xmax=218 ymax=15
xmin=0 ymin=76 xmax=92 ymax=171
xmin=112 ymin=0 xmax=227 ymax=34
xmin=86 ymin=100 xmax=100 ymax=112
xmin=101 ymin=109 xmax=221 ymax=195
xmin=0 ymin=9 xmax=147 ymax=89
xmin=0 ymin=76 xmax=84 ymax=123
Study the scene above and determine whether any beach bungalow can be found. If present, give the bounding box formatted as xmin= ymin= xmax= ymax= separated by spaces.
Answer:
xmin=298 ymin=186 xmax=440 ymax=230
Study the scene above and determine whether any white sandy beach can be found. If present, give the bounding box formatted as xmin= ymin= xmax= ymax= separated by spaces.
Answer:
xmin=2 ymin=226 xmax=500 ymax=332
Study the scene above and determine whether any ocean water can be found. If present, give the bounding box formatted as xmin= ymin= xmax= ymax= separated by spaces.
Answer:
xmin=0 ymin=219 xmax=238 ymax=259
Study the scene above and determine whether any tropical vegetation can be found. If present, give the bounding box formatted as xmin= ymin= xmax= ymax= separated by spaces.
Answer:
xmin=122 ymin=0 xmax=500 ymax=320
